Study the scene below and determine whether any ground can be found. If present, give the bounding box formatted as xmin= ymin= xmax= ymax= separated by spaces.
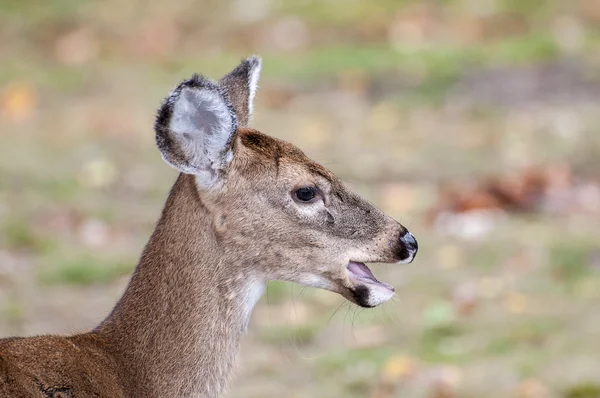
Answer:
xmin=1 ymin=1 xmax=600 ymax=397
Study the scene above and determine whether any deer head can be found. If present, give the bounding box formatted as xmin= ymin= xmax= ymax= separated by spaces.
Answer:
xmin=154 ymin=56 xmax=417 ymax=308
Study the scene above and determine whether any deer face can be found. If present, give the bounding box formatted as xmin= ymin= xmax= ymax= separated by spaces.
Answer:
xmin=154 ymin=57 xmax=417 ymax=308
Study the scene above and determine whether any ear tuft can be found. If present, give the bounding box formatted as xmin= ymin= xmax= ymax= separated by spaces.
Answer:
xmin=219 ymin=55 xmax=262 ymax=127
xmin=244 ymin=55 xmax=262 ymax=116
xmin=154 ymin=74 xmax=237 ymax=187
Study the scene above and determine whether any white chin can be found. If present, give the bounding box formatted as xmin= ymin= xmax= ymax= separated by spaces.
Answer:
xmin=365 ymin=284 xmax=395 ymax=306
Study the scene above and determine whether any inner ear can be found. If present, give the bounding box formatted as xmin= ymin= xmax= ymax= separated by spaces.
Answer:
xmin=154 ymin=74 xmax=237 ymax=187
xmin=219 ymin=56 xmax=262 ymax=127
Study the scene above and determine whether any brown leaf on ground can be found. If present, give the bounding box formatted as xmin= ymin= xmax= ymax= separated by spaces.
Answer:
xmin=382 ymin=355 xmax=419 ymax=381
xmin=516 ymin=378 xmax=550 ymax=398
xmin=426 ymin=163 xmax=594 ymax=228
xmin=388 ymin=3 xmax=443 ymax=49
xmin=503 ymin=292 xmax=528 ymax=314
xmin=426 ymin=366 xmax=463 ymax=398
xmin=452 ymin=282 xmax=478 ymax=317
xmin=370 ymin=355 xmax=419 ymax=398
xmin=580 ymin=0 xmax=600 ymax=24
xmin=1 ymin=83 xmax=38 ymax=124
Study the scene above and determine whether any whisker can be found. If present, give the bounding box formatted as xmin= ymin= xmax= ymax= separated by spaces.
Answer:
xmin=326 ymin=300 xmax=347 ymax=328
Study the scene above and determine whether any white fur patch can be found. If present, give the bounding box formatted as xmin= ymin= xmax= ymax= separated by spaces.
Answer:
xmin=297 ymin=274 xmax=334 ymax=290
xmin=365 ymin=285 xmax=395 ymax=306
xmin=241 ymin=281 xmax=265 ymax=321
xmin=247 ymin=57 xmax=261 ymax=119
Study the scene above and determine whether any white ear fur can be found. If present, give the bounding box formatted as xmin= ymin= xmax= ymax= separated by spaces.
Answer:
xmin=170 ymin=87 xmax=234 ymax=164
xmin=246 ymin=56 xmax=261 ymax=119
xmin=155 ymin=76 xmax=237 ymax=188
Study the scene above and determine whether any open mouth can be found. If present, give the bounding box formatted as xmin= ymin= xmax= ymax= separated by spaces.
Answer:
xmin=347 ymin=261 xmax=394 ymax=294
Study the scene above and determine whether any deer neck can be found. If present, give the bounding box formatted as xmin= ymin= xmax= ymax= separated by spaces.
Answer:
xmin=97 ymin=173 xmax=265 ymax=397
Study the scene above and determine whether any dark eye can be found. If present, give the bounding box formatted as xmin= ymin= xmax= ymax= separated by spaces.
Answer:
xmin=294 ymin=187 xmax=317 ymax=202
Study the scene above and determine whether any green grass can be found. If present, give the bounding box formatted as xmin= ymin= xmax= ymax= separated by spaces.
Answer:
xmin=1 ymin=217 xmax=57 ymax=253
xmin=1 ymin=299 xmax=25 ymax=322
xmin=37 ymin=253 xmax=134 ymax=286
xmin=257 ymin=35 xmax=562 ymax=79
xmin=0 ymin=60 xmax=90 ymax=91
xmin=275 ymin=0 xmax=406 ymax=24
xmin=549 ymin=242 xmax=598 ymax=287
xmin=564 ymin=383 xmax=600 ymax=398
xmin=316 ymin=346 xmax=393 ymax=374
xmin=418 ymin=323 xmax=466 ymax=362
xmin=264 ymin=281 xmax=294 ymax=303
xmin=138 ymin=33 xmax=574 ymax=108
xmin=1 ymin=1 xmax=600 ymax=397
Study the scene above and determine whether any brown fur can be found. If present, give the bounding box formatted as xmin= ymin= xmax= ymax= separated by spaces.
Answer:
xmin=0 ymin=57 xmax=417 ymax=398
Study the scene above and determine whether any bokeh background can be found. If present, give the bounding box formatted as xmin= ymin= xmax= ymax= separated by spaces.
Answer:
xmin=1 ymin=1 xmax=600 ymax=397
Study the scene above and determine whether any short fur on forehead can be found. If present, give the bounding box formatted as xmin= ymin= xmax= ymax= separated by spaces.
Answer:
xmin=154 ymin=74 xmax=237 ymax=187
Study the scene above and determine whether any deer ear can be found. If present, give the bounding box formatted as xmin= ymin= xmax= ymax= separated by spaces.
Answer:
xmin=155 ymin=74 xmax=237 ymax=187
xmin=219 ymin=55 xmax=262 ymax=127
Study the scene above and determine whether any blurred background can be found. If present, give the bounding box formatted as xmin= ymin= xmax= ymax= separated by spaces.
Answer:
xmin=1 ymin=0 xmax=600 ymax=397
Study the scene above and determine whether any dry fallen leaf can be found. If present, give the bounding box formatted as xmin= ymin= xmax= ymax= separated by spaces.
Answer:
xmin=516 ymin=378 xmax=549 ymax=398
xmin=426 ymin=366 xmax=463 ymax=398
xmin=452 ymin=282 xmax=478 ymax=317
xmin=427 ymin=163 xmax=585 ymax=229
xmin=388 ymin=3 xmax=441 ymax=50
xmin=1 ymin=83 xmax=38 ymax=124
xmin=382 ymin=355 xmax=419 ymax=382
xmin=503 ymin=292 xmax=528 ymax=314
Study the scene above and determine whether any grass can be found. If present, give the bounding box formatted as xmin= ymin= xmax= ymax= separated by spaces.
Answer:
xmin=549 ymin=242 xmax=598 ymax=287
xmin=1 ymin=1 xmax=600 ymax=397
xmin=265 ymin=281 xmax=294 ymax=304
xmin=418 ymin=323 xmax=466 ymax=362
xmin=316 ymin=346 xmax=393 ymax=374
xmin=192 ymin=34 xmax=563 ymax=81
xmin=0 ymin=217 xmax=57 ymax=254
xmin=0 ymin=300 xmax=25 ymax=323
xmin=37 ymin=252 xmax=134 ymax=286
xmin=0 ymin=60 xmax=89 ymax=91
xmin=0 ymin=32 xmax=576 ymax=98
xmin=564 ymin=383 xmax=600 ymax=398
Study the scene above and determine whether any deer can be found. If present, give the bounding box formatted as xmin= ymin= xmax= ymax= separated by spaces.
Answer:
xmin=0 ymin=56 xmax=418 ymax=398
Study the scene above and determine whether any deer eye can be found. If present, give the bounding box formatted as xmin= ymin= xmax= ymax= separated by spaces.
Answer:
xmin=294 ymin=187 xmax=317 ymax=203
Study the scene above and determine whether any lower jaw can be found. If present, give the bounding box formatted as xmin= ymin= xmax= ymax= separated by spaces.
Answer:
xmin=354 ymin=276 xmax=394 ymax=293
xmin=346 ymin=261 xmax=395 ymax=294
xmin=349 ymin=280 xmax=395 ymax=308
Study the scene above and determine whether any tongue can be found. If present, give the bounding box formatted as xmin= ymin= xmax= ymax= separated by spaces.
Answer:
xmin=347 ymin=261 xmax=394 ymax=291
xmin=348 ymin=261 xmax=378 ymax=282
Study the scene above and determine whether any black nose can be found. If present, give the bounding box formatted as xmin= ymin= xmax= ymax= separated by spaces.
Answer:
xmin=401 ymin=232 xmax=418 ymax=252
xmin=396 ymin=231 xmax=418 ymax=263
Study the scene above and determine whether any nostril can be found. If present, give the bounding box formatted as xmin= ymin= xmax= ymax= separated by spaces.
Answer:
xmin=401 ymin=232 xmax=418 ymax=251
